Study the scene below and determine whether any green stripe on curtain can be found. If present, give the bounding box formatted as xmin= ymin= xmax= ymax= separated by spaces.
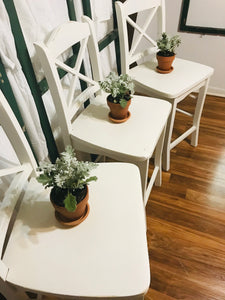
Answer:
xmin=3 ymin=0 xmax=58 ymax=162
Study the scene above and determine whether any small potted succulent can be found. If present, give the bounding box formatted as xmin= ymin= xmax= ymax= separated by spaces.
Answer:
xmin=37 ymin=145 xmax=98 ymax=226
xmin=99 ymin=72 xmax=135 ymax=123
xmin=156 ymin=32 xmax=181 ymax=73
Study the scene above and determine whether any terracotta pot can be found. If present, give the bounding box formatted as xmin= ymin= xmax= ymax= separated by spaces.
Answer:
xmin=156 ymin=54 xmax=175 ymax=73
xmin=107 ymin=96 xmax=131 ymax=121
xmin=50 ymin=185 xmax=89 ymax=225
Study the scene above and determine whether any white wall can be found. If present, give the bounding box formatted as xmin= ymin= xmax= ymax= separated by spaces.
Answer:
xmin=165 ymin=0 xmax=225 ymax=97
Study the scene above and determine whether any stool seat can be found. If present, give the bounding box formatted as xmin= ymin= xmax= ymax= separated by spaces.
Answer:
xmin=130 ymin=58 xmax=213 ymax=99
xmin=3 ymin=163 xmax=150 ymax=299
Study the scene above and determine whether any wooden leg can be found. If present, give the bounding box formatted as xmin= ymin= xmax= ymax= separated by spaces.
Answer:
xmin=154 ymin=125 xmax=166 ymax=186
xmin=135 ymin=159 xmax=149 ymax=204
xmin=191 ymin=78 xmax=210 ymax=146
xmin=135 ymin=126 xmax=166 ymax=206
xmin=163 ymin=99 xmax=177 ymax=171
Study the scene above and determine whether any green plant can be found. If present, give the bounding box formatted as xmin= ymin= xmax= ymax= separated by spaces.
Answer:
xmin=99 ymin=72 xmax=135 ymax=108
xmin=157 ymin=32 xmax=181 ymax=56
xmin=37 ymin=146 xmax=97 ymax=212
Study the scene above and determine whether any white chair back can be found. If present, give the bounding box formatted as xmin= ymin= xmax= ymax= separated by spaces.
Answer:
xmin=34 ymin=17 xmax=103 ymax=148
xmin=115 ymin=0 xmax=165 ymax=73
xmin=0 ymin=90 xmax=37 ymax=272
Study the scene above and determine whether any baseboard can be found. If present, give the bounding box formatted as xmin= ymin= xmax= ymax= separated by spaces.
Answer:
xmin=207 ymin=86 xmax=225 ymax=98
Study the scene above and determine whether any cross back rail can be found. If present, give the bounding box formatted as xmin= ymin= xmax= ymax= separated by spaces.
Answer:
xmin=128 ymin=6 xmax=158 ymax=58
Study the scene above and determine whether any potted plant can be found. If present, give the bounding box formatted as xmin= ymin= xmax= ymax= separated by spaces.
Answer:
xmin=37 ymin=145 xmax=98 ymax=226
xmin=99 ymin=72 xmax=135 ymax=123
xmin=156 ymin=32 xmax=181 ymax=73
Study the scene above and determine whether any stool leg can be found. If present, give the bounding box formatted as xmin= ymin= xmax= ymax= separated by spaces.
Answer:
xmin=163 ymin=99 xmax=177 ymax=171
xmin=154 ymin=125 xmax=166 ymax=186
xmin=136 ymin=126 xmax=166 ymax=206
xmin=135 ymin=159 xmax=149 ymax=204
xmin=191 ymin=78 xmax=210 ymax=147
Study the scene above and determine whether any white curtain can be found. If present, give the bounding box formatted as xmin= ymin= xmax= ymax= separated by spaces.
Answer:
xmin=14 ymin=0 xmax=70 ymax=82
xmin=91 ymin=0 xmax=117 ymax=77
xmin=13 ymin=0 xmax=71 ymax=152
xmin=0 ymin=0 xmax=48 ymax=162
xmin=74 ymin=0 xmax=117 ymax=77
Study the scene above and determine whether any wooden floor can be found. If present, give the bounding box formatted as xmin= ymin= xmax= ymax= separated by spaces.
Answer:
xmin=145 ymin=94 xmax=225 ymax=300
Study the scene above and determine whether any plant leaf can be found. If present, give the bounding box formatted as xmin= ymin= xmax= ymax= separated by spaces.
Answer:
xmin=36 ymin=174 xmax=51 ymax=185
xmin=86 ymin=176 xmax=98 ymax=183
xmin=64 ymin=193 xmax=77 ymax=212
xmin=120 ymin=99 xmax=128 ymax=108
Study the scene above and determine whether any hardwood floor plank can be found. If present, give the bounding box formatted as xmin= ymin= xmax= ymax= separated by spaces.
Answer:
xmin=150 ymin=190 xmax=225 ymax=226
xmin=148 ymin=217 xmax=225 ymax=267
xmin=185 ymin=189 xmax=225 ymax=211
xmin=146 ymin=288 xmax=176 ymax=300
xmin=149 ymin=261 xmax=224 ymax=300
xmin=149 ymin=249 xmax=225 ymax=294
xmin=169 ymin=173 xmax=225 ymax=197
xmin=148 ymin=199 xmax=225 ymax=242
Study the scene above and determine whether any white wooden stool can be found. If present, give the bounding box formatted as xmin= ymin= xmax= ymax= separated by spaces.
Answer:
xmin=0 ymin=90 xmax=150 ymax=299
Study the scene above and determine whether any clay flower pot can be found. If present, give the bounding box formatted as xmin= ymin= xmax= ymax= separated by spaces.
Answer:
xmin=50 ymin=185 xmax=90 ymax=226
xmin=156 ymin=54 xmax=175 ymax=74
xmin=107 ymin=95 xmax=131 ymax=123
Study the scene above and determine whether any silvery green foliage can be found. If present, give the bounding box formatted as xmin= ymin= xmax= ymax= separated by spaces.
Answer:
xmin=157 ymin=32 xmax=181 ymax=56
xmin=99 ymin=72 xmax=135 ymax=108
xmin=37 ymin=146 xmax=97 ymax=211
